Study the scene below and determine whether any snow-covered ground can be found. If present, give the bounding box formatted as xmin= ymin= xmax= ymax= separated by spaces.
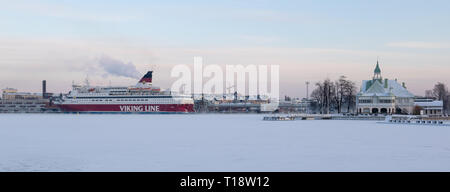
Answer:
xmin=0 ymin=114 xmax=449 ymax=172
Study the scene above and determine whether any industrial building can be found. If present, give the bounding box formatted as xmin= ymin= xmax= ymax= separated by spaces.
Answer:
xmin=193 ymin=92 xmax=312 ymax=113
xmin=0 ymin=80 xmax=57 ymax=113
xmin=0 ymin=88 xmax=47 ymax=113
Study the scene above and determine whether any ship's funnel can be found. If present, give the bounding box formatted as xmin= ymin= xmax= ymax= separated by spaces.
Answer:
xmin=139 ymin=71 xmax=153 ymax=84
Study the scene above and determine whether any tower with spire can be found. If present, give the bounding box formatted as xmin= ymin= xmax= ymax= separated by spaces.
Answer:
xmin=373 ymin=60 xmax=382 ymax=82
xmin=356 ymin=59 xmax=415 ymax=115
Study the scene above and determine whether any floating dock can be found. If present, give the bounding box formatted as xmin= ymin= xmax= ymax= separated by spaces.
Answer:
xmin=262 ymin=114 xmax=450 ymax=125
xmin=378 ymin=116 xmax=450 ymax=126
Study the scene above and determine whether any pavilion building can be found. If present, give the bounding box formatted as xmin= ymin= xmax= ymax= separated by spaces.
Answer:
xmin=356 ymin=61 xmax=415 ymax=114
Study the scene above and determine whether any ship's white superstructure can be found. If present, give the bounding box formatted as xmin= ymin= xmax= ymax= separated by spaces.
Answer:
xmin=55 ymin=71 xmax=194 ymax=113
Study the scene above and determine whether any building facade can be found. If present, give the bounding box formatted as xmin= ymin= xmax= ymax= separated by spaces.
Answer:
xmin=0 ymin=88 xmax=49 ymax=113
xmin=414 ymin=97 xmax=443 ymax=116
xmin=356 ymin=61 xmax=415 ymax=114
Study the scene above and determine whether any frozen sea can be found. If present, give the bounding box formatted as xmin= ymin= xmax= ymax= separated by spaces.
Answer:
xmin=0 ymin=114 xmax=449 ymax=172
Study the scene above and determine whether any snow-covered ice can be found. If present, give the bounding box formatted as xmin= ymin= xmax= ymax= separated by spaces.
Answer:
xmin=0 ymin=114 xmax=449 ymax=172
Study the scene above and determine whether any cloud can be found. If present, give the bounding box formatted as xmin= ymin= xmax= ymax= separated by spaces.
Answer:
xmin=98 ymin=56 xmax=142 ymax=79
xmin=386 ymin=41 xmax=450 ymax=49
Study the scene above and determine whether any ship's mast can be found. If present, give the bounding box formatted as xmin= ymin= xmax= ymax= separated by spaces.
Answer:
xmin=85 ymin=76 xmax=90 ymax=87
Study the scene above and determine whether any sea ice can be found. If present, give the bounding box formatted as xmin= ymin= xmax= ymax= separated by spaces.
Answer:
xmin=0 ymin=114 xmax=449 ymax=171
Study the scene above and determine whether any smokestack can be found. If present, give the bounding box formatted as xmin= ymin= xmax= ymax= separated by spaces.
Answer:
xmin=384 ymin=79 xmax=388 ymax=88
xmin=139 ymin=71 xmax=153 ymax=84
xmin=42 ymin=80 xmax=47 ymax=99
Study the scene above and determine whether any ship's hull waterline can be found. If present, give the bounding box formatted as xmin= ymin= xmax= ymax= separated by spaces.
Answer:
xmin=57 ymin=104 xmax=194 ymax=113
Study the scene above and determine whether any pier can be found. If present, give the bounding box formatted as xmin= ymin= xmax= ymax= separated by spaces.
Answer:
xmin=262 ymin=114 xmax=450 ymax=124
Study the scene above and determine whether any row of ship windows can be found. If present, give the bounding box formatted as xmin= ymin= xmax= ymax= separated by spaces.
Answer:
xmin=0 ymin=105 xmax=43 ymax=108
xmin=72 ymin=99 xmax=173 ymax=102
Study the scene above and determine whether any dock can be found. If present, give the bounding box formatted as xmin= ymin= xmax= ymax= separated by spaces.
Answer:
xmin=262 ymin=114 xmax=387 ymax=121
xmin=262 ymin=114 xmax=450 ymax=124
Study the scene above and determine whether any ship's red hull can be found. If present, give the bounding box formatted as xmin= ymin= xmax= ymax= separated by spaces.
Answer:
xmin=57 ymin=104 xmax=194 ymax=113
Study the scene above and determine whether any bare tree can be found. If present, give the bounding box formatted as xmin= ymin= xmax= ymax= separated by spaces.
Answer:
xmin=447 ymin=95 xmax=450 ymax=115
xmin=335 ymin=76 xmax=346 ymax=113
xmin=335 ymin=76 xmax=357 ymax=113
xmin=344 ymin=80 xmax=357 ymax=113
xmin=432 ymin=82 xmax=449 ymax=113
xmin=311 ymin=86 xmax=323 ymax=113
xmin=311 ymin=76 xmax=356 ymax=114
xmin=324 ymin=79 xmax=334 ymax=114
xmin=311 ymin=79 xmax=336 ymax=114
xmin=425 ymin=90 xmax=433 ymax=98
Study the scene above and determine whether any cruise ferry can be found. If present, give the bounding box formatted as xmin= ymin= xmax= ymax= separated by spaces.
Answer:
xmin=55 ymin=71 xmax=194 ymax=113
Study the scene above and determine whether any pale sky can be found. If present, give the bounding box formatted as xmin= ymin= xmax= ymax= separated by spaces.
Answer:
xmin=1 ymin=0 xmax=449 ymax=97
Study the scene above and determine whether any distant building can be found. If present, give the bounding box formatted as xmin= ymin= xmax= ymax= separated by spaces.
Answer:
xmin=0 ymin=88 xmax=49 ymax=113
xmin=277 ymin=98 xmax=311 ymax=113
xmin=356 ymin=61 xmax=415 ymax=114
xmin=414 ymin=97 xmax=443 ymax=116
xmin=2 ymin=88 xmax=43 ymax=100
xmin=192 ymin=93 xmax=271 ymax=113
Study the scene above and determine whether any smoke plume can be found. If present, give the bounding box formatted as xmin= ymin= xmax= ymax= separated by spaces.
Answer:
xmin=98 ymin=56 xmax=141 ymax=79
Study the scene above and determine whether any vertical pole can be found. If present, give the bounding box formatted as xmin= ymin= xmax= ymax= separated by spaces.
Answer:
xmin=306 ymin=81 xmax=310 ymax=100
xmin=42 ymin=80 xmax=47 ymax=99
